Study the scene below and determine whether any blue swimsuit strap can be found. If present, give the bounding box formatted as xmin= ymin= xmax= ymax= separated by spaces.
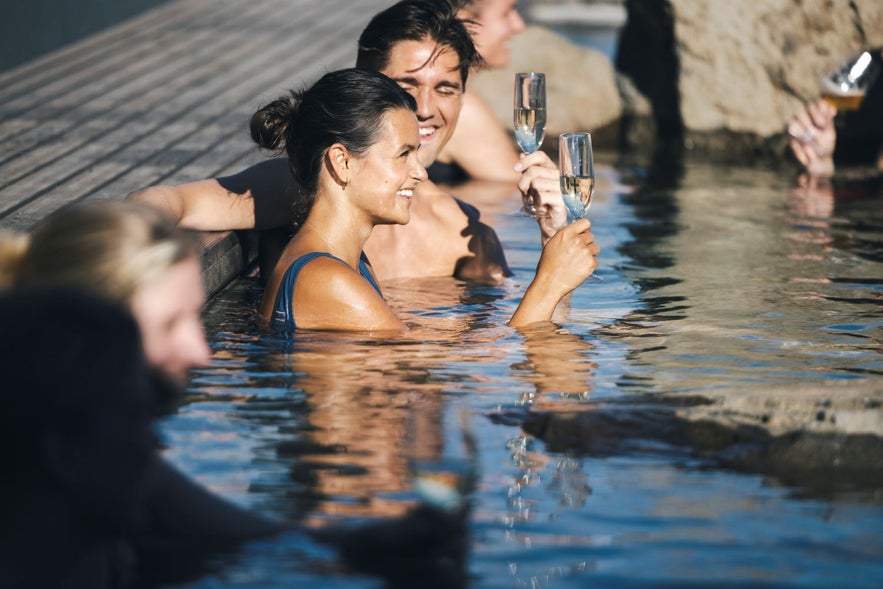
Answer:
xmin=270 ymin=251 xmax=382 ymax=331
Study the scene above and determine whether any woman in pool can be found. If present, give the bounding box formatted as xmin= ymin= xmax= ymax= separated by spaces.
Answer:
xmin=0 ymin=287 xmax=468 ymax=588
xmin=255 ymin=67 xmax=599 ymax=332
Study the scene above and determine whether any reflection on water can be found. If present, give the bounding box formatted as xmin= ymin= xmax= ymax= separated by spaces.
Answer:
xmin=607 ymin=163 xmax=883 ymax=394
xmin=164 ymin=160 xmax=883 ymax=588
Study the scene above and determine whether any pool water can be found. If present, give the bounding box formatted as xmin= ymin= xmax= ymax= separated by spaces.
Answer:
xmin=162 ymin=159 xmax=883 ymax=588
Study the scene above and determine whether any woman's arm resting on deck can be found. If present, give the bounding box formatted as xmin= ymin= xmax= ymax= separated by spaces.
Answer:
xmin=127 ymin=158 xmax=297 ymax=231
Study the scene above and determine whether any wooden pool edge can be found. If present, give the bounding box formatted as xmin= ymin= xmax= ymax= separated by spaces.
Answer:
xmin=200 ymin=229 xmax=258 ymax=300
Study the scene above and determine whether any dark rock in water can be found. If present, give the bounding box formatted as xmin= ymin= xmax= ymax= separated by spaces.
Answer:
xmin=514 ymin=384 xmax=883 ymax=500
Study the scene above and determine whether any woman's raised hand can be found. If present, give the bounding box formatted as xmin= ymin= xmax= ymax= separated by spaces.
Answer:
xmin=535 ymin=218 xmax=599 ymax=295
xmin=508 ymin=218 xmax=600 ymax=327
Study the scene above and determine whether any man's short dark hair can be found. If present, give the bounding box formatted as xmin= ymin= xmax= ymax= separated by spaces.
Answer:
xmin=356 ymin=0 xmax=482 ymax=86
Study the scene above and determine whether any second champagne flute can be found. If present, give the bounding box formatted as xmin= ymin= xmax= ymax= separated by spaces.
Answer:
xmin=559 ymin=131 xmax=602 ymax=282
xmin=559 ymin=132 xmax=594 ymax=222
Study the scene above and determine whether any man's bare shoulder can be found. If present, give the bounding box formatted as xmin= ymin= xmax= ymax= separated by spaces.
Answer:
xmin=417 ymin=181 xmax=480 ymax=225
xmin=458 ymin=91 xmax=495 ymax=125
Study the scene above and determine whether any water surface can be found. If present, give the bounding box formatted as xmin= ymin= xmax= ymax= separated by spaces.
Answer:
xmin=164 ymin=159 xmax=883 ymax=588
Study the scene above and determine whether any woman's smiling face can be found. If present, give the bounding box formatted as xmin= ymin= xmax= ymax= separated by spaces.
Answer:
xmin=347 ymin=107 xmax=426 ymax=226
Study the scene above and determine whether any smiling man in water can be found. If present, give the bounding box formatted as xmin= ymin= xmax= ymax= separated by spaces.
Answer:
xmin=129 ymin=0 xmax=577 ymax=286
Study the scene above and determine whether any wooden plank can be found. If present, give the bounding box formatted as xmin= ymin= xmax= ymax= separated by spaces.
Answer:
xmin=0 ymin=0 xmax=305 ymax=180
xmin=0 ymin=0 xmax=394 ymax=295
xmin=0 ymin=0 xmax=391 ymax=230
xmin=2 ymin=22 xmax=353 ymax=224
xmin=0 ymin=0 xmax=209 ymax=100
xmin=0 ymin=0 xmax=265 ymax=155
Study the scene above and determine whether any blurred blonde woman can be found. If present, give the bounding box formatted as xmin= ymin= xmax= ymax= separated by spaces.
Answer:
xmin=0 ymin=200 xmax=472 ymax=585
xmin=0 ymin=200 xmax=210 ymax=387
xmin=0 ymin=201 xmax=296 ymax=562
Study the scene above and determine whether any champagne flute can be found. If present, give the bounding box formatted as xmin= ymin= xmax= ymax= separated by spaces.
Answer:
xmin=514 ymin=72 xmax=546 ymax=154
xmin=559 ymin=132 xmax=602 ymax=282
xmin=514 ymin=72 xmax=546 ymax=216
xmin=558 ymin=132 xmax=594 ymax=222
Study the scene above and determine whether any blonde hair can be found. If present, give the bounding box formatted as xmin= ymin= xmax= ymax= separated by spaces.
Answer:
xmin=0 ymin=201 xmax=201 ymax=302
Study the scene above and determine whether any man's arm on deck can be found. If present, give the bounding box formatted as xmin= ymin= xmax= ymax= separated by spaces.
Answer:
xmin=128 ymin=158 xmax=297 ymax=231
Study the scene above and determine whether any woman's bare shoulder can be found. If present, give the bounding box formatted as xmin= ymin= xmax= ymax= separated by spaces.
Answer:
xmin=293 ymin=254 xmax=402 ymax=331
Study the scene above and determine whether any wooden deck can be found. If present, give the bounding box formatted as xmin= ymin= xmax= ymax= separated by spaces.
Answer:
xmin=0 ymin=0 xmax=392 ymax=296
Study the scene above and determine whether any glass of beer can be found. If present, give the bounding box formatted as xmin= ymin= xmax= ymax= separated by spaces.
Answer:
xmin=819 ymin=49 xmax=881 ymax=111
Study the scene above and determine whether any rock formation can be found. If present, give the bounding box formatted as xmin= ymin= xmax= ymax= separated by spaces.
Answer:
xmin=617 ymin=0 xmax=883 ymax=159
xmin=468 ymin=25 xmax=626 ymax=153
xmin=471 ymin=0 xmax=883 ymax=160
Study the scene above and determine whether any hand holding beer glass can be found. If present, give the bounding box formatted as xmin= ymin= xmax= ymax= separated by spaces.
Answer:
xmin=787 ymin=48 xmax=881 ymax=175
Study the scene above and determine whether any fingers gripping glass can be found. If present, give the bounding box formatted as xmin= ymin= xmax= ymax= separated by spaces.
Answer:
xmin=788 ymin=49 xmax=881 ymax=153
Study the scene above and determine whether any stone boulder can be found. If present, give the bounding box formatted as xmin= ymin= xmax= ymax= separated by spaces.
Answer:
xmin=468 ymin=25 xmax=624 ymax=152
xmin=617 ymin=0 xmax=883 ymax=158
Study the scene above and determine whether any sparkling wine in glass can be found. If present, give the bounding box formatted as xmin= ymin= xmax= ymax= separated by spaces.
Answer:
xmin=558 ymin=132 xmax=595 ymax=222
xmin=819 ymin=48 xmax=881 ymax=111
xmin=514 ymin=72 xmax=546 ymax=154
xmin=559 ymin=132 xmax=602 ymax=282
xmin=514 ymin=72 xmax=546 ymax=216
